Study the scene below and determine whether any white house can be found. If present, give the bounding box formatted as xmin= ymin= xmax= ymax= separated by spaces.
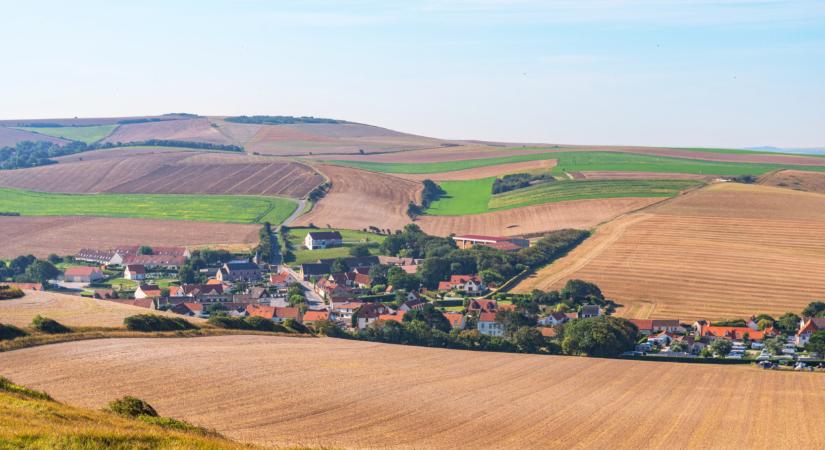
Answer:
xmin=304 ymin=231 xmax=343 ymax=250
xmin=477 ymin=312 xmax=504 ymax=337
xmin=438 ymin=275 xmax=487 ymax=294
xmin=797 ymin=317 xmax=825 ymax=347
xmin=538 ymin=312 xmax=569 ymax=327
xmin=124 ymin=264 xmax=146 ymax=281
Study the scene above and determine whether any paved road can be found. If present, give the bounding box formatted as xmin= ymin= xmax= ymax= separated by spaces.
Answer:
xmin=282 ymin=266 xmax=328 ymax=311
xmin=283 ymin=199 xmax=307 ymax=227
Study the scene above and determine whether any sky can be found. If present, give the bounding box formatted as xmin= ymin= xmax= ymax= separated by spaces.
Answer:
xmin=1 ymin=0 xmax=823 ymax=148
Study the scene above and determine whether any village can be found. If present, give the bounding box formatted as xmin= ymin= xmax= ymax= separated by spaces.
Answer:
xmin=5 ymin=228 xmax=822 ymax=369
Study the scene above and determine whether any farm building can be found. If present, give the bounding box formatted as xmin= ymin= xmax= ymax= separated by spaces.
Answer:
xmin=628 ymin=319 xmax=686 ymax=335
xmin=123 ymin=264 xmax=146 ymax=281
xmin=121 ymin=255 xmax=186 ymax=270
xmin=217 ymin=261 xmax=263 ymax=282
xmin=75 ymin=245 xmax=190 ymax=266
xmin=305 ymin=231 xmax=343 ymax=250
xmin=451 ymin=234 xmax=529 ymax=251
xmin=63 ymin=266 xmax=104 ymax=283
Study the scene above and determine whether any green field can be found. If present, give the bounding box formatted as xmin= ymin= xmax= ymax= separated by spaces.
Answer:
xmin=0 ymin=188 xmax=296 ymax=224
xmin=327 ymin=150 xmax=825 ymax=177
xmin=426 ymin=179 xmax=702 ymax=216
xmin=286 ymin=227 xmax=386 ymax=265
xmin=15 ymin=125 xmax=118 ymax=144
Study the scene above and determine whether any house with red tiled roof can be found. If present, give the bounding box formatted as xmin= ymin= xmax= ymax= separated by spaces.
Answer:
xmin=467 ymin=299 xmax=497 ymax=313
xmin=538 ymin=327 xmax=556 ymax=338
xmin=171 ymin=302 xmax=205 ymax=317
xmin=694 ymin=320 xmax=774 ymax=342
xmin=437 ymin=275 xmax=486 ymax=294
xmin=378 ymin=313 xmax=405 ymax=324
xmin=797 ymin=317 xmax=825 ymax=347
xmin=442 ymin=312 xmax=465 ymax=330
xmin=477 ymin=311 xmax=503 ymax=337
xmin=169 ymin=284 xmax=230 ymax=303
xmin=124 ymin=265 xmax=146 ymax=281
xmin=302 ymin=310 xmax=331 ymax=324
xmin=134 ymin=284 xmax=162 ymax=299
xmin=245 ymin=304 xmax=302 ymax=323
xmin=269 ymin=272 xmax=291 ymax=289
xmin=538 ymin=312 xmax=569 ymax=327
xmin=331 ymin=301 xmax=364 ymax=322
xmin=63 ymin=266 xmax=104 ymax=283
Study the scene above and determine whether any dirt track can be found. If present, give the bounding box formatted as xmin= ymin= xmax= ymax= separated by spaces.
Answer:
xmin=0 ymin=216 xmax=259 ymax=258
xmin=515 ymin=183 xmax=825 ymax=320
xmin=1 ymin=335 xmax=824 ymax=449
xmin=293 ymin=165 xmax=420 ymax=231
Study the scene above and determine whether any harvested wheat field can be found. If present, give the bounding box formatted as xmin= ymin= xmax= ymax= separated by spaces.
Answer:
xmin=397 ymin=158 xmax=557 ymax=181
xmin=515 ymin=183 xmax=825 ymax=320
xmin=294 ymin=165 xmax=420 ymax=231
xmin=0 ymin=216 xmax=259 ymax=258
xmin=580 ymin=171 xmax=714 ymax=181
xmin=0 ymin=148 xmax=323 ymax=197
xmin=102 ymin=117 xmax=235 ymax=145
xmin=760 ymin=169 xmax=825 ymax=194
xmin=315 ymin=144 xmax=549 ymax=163
xmin=0 ymin=126 xmax=68 ymax=146
xmin=418 ymin=197 xmax=663 ymax=237
xmin=1 ymin=336 xmax=824 ymax=449
xmin=0 ymin=291 xmax=198 ymax=328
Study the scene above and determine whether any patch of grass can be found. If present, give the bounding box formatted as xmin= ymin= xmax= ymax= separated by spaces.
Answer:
xmin=286 ymin=227 xmax=386 ymax=265
xmin=325 ymin=150 xmax=553 ymax=174
xmin=0 ymin=187 xmax=297 ymax=224
xmin=426 ymin=178 xmax=495 ymax=215
xmin=14 ymin=125 xmax=118 ymax=144
xmin=489 ymin=179 xmax=701 ymax=210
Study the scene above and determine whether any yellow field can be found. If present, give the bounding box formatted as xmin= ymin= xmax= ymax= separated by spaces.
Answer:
xmin=1 ymin=335 xmax=824 ymax=449
xmin=515 ymin=183 xmax=825 ymax=320
xmin=0 ymin=291 xmax=202 ymax=328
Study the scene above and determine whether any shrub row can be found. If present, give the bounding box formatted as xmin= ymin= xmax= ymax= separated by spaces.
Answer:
xmin=124 ymin=314 xmax=198 ymax=332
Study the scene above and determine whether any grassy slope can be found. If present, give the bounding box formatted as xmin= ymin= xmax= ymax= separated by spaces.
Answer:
xmin=14 ymin=125 xmax=118 ymax=144
xmin=286 ymin=227 xmax=386 ymax=265
xmin=427 ymin=179 xmax=701 ymax=216
xmin=327 ymin=150 xmax=825 ymax=176
xmin=0 ymin=378 xmax=252 ymax=449
xmin=0 ymin=187 xmax=296 ymax=224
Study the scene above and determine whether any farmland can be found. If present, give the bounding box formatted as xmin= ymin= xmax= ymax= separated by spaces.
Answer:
xmin=760 ymin=169 xmax=825 ymax=194
xmin=2 ymin=335 xmax=825 ymax=449
xmin=294 ymin=165 xmax=421 ymax=232
xmin=326 ymin=150 xmax=556 ymax=174
xmin=514 ymin=183 xmax=825 ymax=320
xmin=426 ymin=179 xmax=700 ymax=216
xmin=0 ymin=216 xmax=261 ymax=258
xmin=102 ymin=117 xmax=234 ymax=145
xmin=286 ymin=227 xmax=386 ymax=265
xmin=14 ymin=124 xmax=117 ymax=143
xmin=0 ymin=187 xmax=296 ymax=224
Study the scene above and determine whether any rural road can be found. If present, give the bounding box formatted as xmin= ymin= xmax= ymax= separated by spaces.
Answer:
xmin=283 ymin=199 xmax=307 ymax=227
xmin=282 ymin=266 xmax=327 ymax=311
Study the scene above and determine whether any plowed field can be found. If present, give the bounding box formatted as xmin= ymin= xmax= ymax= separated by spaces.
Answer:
xmin=0 ymin=216 xmax=259 ymax=258
xmin=1 ymin=336 xmax=823 ymax=449
xmin=514 ymin=183 xmax=825 ymax=320
xmin=294 ymin=165 xmax=420 ymax=231
xmin=396 ymin=158 xmax=557 ymax=181
xmin=418 ymin=197 xmax=662 ymax=237
xmin=102 ymin=118 xmax=234 ymax=145
xmin=760 ymin=169 xmax=825 ymax=194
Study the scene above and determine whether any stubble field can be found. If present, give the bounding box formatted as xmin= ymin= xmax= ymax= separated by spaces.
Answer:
xmin=514 ymin=183 xmax=825 ymax=320
xmin=759 ymin=169 xmax=825 ymax=194
xmin=1 ymin=335 xmax=823 ymax=449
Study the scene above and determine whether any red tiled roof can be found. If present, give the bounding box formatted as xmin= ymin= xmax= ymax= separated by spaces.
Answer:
xmin=64 ymin=266 xmax=102 ymax=277
xmin=246 ymin=304 xmax=299 ymax=320
xmin=799 ymin=318 xmax=825 ymax=335
xmin=270 ymin=273 xmax=289 ymax=284
xmin=478 ymin=311 xmax=498 ymax=323
xmin=468 ymin=299 xmax=497 ymax=312
xmin=334 ymin=302 xmax=365 ymax=310
xmin=378 ymin=313 xmax=404 ymax=323
xmin=442 ymin=312 xmax=464 ymax=328
xmin=701 ymin=326 xmax=770 ymax=341
xmin=303 ymin=311 xmax=330 ymax=322
xmin=538 ymin=327 xmax=556 ymax=337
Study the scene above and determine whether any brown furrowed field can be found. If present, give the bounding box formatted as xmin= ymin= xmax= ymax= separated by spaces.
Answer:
xmin=0 ymin=126 xmax=68 ymax=146
xmin=0 ymin=148 xmax=323 ymax=197
xmin=396 ymin=158 xmax=557 ymax=181
xmin=315 ymin=144 xmax=549 ymax=163
xmin=418 ymin=197 xmax=663 ymax=237
xmin=102 ymin=117 xmax=235 ymax=145
xmin=514 ymin=183 xmax=825 ymax=320
xmin=760 ymin=169 xmax=825 ymax=194
xmin=0 ymin=216 xmax=259 ymax=258
xmin=1 ymin=336 xmax=823 ymax=449
xmin=293 ymin=165 xmax=420 ymax=231
xmin=0 ymin=291 xmax=200 ymax=328
xmin=245 ymin=122 xmax=448 ymax=156
xmin=580 ymin=171 xmax=715 ymax=181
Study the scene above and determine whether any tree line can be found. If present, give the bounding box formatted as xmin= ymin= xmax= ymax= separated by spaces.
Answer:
xmin=224 ymin=115 xmax=344 ymax=125
xmin=491 ymin=172 xmax=554 ymax=194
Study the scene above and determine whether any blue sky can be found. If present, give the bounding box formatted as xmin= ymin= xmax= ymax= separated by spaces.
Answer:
xmin=1 ymin=0 xmax=823 ymax=147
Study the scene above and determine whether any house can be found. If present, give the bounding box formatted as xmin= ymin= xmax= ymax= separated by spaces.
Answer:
xmin=303 ymin=310 xmax=331 ymax=324
xmin=647 ymin=331 xmax=675 ymax=346
xmin=121 ymin=255 xmax=186 ymax=270
xmin=355 ymin=303 xmax=394 ymax=329
xmin=169 ymin=284 xmax=231 ymax=303
xmin=467 ymin=299 xmax=497 ymax=313
xmin=269 ymin=272 xmax=291 ymax=289
xmin=353 ymin=273 xmax=372 ymax=289
xmin=123 ymin=265 xmax=146 ymax=281
xmin=538 ymin=312 xmax=569 ymax=327
xmin=477 ymin=311 xmax=504 ymax=337
xmin=304 ymin=231 xmax=343 ymax=250
xmin=693 ymin=320 xmax=774 ymax=341
xmin=452 ymin=234 xmax=529 ymax=251
xmin=332 ymin=301 xmax=364 ymax=322
xmin=63 ymin=266 xmax=104 ymax=283
xmin=628 ymin=319 xmax=686 ymax=335
xmin=75 ymin=249 xmax=117 ymax=265
xmin=443 ymin=312 xmax=465 ymax=330
xmin=93 ymin=289 xmax=118 ymax=300
xmin=171 ymin=302 xmax=206 ymax=317
xmin=437 ymin=275 xmax=486 ymax=294
xmin=232 ymin=286 xmax=273 ymax=304
xmin=378 ymin=256 xmax=423 ymax=274
xmin=135 ymin=284 xmax=162 ymax=299
xmin=378 ymin=313 xmax=405 ymax=324
xmin=301 ymin=263 xmax=332 ymax=281
xmin=797 ymin=317 xmax=825 ymax=347
xmin=579 ymin=304 xmax=601 ymax=319
xmin=217 ymin=261 xmax=263 ymax=282
xmin=245 ymin=304 xmax=302 ymax=323
xmin=105 ymin=298 xmax=155 ymax=309
xmin=399 ymin=298 xmax=426 ymax=312
xmin=538 ymin=327 xmax=557 ymax=338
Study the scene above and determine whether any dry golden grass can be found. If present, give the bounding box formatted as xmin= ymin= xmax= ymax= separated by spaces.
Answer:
xmin=0 ymin=291 xmax=203 ymax=328
xmin=1 ymin=335 xmax=824 ymax=449
xmin=395 ymin=158 xmax=557 ymax=181
xmin=418 ymin=197 xmax=663 ymax=237
xmin=759 ymin=169 xmax=825 ymax=195
xmin=515 ymin=183 xmax=825 ymax=320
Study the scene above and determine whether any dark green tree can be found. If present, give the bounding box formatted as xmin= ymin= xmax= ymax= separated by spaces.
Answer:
xmin=560 ymin=316 xmax=638 ymax=357
xmin=403 ymin=304 xmax=451 ymax=333
xmin=349 ymin=244 xmax=371 ymax=257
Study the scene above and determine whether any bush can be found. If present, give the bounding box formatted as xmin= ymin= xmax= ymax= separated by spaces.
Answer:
xmin=0 ymin=285 xmax=24 ymax=300
xmin=246 ymin=316 xmax=286 ymax=332
xmin=124 ymin=314 xmax=197 ymax=332
xmin=207 ymin=315 xmax=251 ymax=330
xmin=138 ymin=415 xmax=218 ymax=436
xmin=0 ymin=323 xmax=27 ymax=341
xmin=0 ymin=376 xmax=53 ymax=401
xmin=283 ymin=318 xmax=309 ymax=334
xmin=561 ymin=316 xmax=638 ymax=357
xmin=31 ymin=315 xmax=71 ymax=334
xmin=107 ymin=396 xmax=158 ymax=418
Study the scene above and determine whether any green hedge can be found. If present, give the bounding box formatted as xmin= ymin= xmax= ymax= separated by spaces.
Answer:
xmin=124 ymin=314 xmax=197 ymax=332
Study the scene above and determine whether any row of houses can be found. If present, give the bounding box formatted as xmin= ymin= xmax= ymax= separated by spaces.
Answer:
xmin=75 ymin=245 xmax=190 ymax=268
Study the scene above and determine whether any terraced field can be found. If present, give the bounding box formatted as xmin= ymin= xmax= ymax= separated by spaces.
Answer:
xmin=0 ymin=187 xmax=296 ymax=224
xmin=515 ymin=183 xmax=825 ymax=320
xmin=2 ymin=336 xmax=824 ymax=449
